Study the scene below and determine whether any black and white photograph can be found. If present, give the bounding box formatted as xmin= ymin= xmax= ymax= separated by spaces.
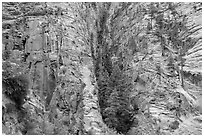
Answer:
xmin=1 ymin=1 xmax=202 ymax=135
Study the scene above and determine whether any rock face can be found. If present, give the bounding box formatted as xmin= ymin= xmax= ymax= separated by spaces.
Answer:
xmin=80 ymin=58 xmax=108 ymax=134
xmin=25 ymin=17 xmax=108 ymax=134
xmin=2 ymin=2 xmax=110 ymax=134
xmin=2 ymin=2 xmax=202 ymax=135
